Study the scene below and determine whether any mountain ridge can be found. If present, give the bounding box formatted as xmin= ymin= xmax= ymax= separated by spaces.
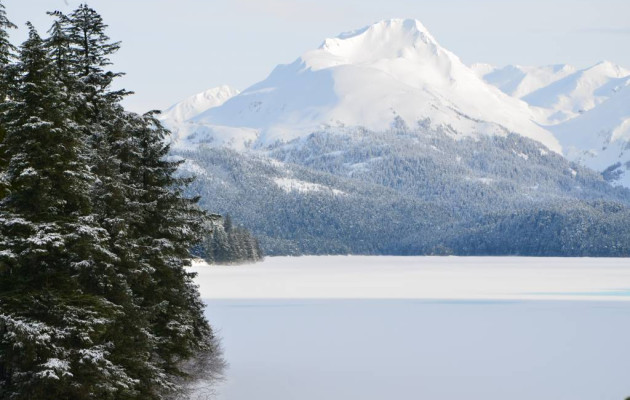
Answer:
xmin=162 ymin=18 xmax=630 ymax=188
xmin=168 ymin=18 xmax=561 ymax=153
xmin=471 ymin=63 xmax=577 ymax=99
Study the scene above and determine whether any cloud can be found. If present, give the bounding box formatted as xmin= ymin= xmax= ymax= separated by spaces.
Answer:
xmin=575 ymin=27 xmax=630 ymax=35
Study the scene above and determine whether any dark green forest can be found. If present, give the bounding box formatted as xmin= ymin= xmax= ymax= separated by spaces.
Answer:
xmin=180 ymin=129 xmax=630 ymax=256
xmin=194 ymin=214 xmax=263 ymax=264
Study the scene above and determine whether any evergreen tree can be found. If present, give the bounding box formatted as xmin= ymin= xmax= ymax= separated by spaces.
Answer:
xmin=210 ymin=221 xmax=231 ymax=263
xmin=0 ymin=24 xmax=134 ymax=399
xmin=44 ymin=11 xmax=73 ymax=89
xmin=0 ymin=0 xmax=15 ymax=198
xmin=0 ymin=0 xmax=15 ymax=97
xmin=223 ymin=213 xmax=233 ymax=233
xmin=46 ymin=13 xmax=166 ymax=395
xmin=124 ymin=111 xmax=223 ymax=394
xmin=64 ymin=4 xmax=128 ymax=120
xmin=197 ymin=215 xmax=264 ymax=264
xmin=65 ymin=5 xmax=223 ymax=395
xmin=0 ymin=4 xmax=224 ymax=399
xmin=43 ymin=13 xmax=161 ymax=397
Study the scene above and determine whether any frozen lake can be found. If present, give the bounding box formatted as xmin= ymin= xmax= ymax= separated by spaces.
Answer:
xmin=193 ymin=256 xmax=630 ymax=400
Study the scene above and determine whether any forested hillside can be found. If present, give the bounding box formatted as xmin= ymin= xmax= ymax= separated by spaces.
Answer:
xmin=176 ymin=127 xmax=630 ymax=256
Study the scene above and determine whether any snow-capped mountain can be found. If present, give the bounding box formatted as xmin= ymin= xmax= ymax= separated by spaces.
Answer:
xmin=551 ymin=80 xmax=630 ymax=186
xmin=522 ymin=61 xmax=630 ymax=124
xmin=162 ymin=19 xmax=630 ymax=187
xmin=471 ymin=64 xmax=576 ymax=99
xmin=167 ymin=19 xmax=560 ymax=152
xmin=473 ymin=61 xmax=630 ymax=185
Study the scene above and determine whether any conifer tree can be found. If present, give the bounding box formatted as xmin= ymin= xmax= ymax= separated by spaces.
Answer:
xmin=210 ymin=222 xmax=231 ymax=263
xmin=197 ymin=215 xmax=263 ymax=264
xmin=124 ymin=111 xmax=223 ymax=393
xmin=0 ymin=4 xmax=224 ymax=399
xmin=45 ymin=12 xmax=73 ymax=89
xmin=223 ymin=213 xmax=233 ymax=233
xmin=65 ymin=4 xmax=128 ymax=118
xmin=65 ymin=5 xmax=222 ymax=395
xmin=0 ymin=24 xmax=136 ymax=400
xmin=0 ymin=0 xmax=15 ymax=198
xmin=0 ymin=0 xmax=15 ymax=97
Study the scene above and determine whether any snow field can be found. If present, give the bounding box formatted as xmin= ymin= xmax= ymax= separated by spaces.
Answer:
xmin=194 ymin=256 xmax=630 ymax=400
xmin=192 ymin=256 xmax=630 ymax=301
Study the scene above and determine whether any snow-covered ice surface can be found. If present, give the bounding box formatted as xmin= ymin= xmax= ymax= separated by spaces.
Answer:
xmin=194 ymin=256 xmax=630 ymax=400
xmin=192 ymin=256 xmax=630 ymax=301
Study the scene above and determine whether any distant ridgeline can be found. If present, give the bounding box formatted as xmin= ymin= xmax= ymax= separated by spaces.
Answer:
xmin=174 ymin=126 xmax=630 ymax=257
xmin=194 ymin=214 xmax=264 ymax=264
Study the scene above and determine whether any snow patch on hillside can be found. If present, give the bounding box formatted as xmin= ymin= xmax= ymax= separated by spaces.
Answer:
xmin=273 ymin=177 xmax=345 ymax=196
xmin=179 ymin=159 xmax=208 ymax=177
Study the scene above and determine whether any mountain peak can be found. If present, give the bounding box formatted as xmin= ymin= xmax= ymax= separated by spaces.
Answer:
xmin=333 ymin=19 xmax=436 ymax=44
xmin=168 ymin=20 xmax=561 ymax=153
xmin=306 ymin=19 xmax=445 ymax=70
xmin=588 ymin=60 xmax=630 ymax=77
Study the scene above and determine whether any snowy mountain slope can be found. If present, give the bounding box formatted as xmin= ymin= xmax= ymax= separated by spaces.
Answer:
xmin=161 ymin=85 xmax=240 ymax=123
xmin=159 ymin=85 xmax=242 ymax=148
xmin=177 ymin=19 xmax=560 ymax=152
xmin=472 ymin=64 xmax=576 ymax=99
xmin=469 ymin=63 xmax=496 ymax=79
xmin=522 ymin=61 xmax=630 ymax=124
xmin=471 ymin=61 xmax=630 ymax=185
xmin=551 ymin=81 xmax=630 ymax=186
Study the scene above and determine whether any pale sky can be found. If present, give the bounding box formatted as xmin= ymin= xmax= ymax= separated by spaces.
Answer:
xmin=4 ymin=0 xmax=630 ymax=113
